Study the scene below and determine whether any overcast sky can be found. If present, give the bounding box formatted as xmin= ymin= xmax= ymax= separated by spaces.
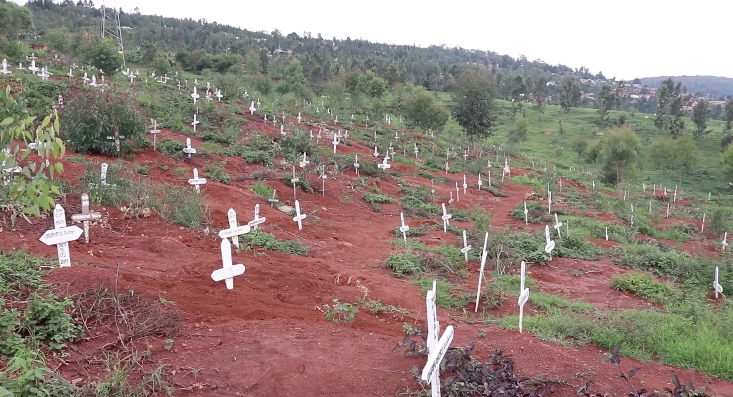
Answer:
xmin=12 ymin=0 xmax=732 ymax=80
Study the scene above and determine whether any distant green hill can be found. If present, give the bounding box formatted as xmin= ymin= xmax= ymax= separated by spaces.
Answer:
xmin=640 ymin=76 xmax=733 ymax=98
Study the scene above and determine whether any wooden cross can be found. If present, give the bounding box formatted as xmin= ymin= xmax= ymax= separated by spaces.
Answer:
xmin=71 ymin=193 xmax=101 ymax=244
xmin=188 ymin=168 xmax=207 ymax=193
xmin=248 ymin=204 xmax=266 ymax=230
xmin=149 ymin=119 xmax=161 ymax=151
xmin=292 ymin=200 xmax=307 ymax=231
xmin=183 ymin=138 xmax=197 ymax=158
xmin=211 ymin=239 xmax=245 ymax=290
xmin=39 ymin=204 xmax=83 ymax=267
xmin=107 ymin=128 xmax=125 ymax=153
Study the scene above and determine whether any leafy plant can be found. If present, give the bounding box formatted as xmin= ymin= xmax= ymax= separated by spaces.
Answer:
xmin=323 ymin=299 xmax=358 ymax=323
xmin=204 ymin=160 xmax=231 ymax=184
xmin=239 ymin=230 xmax=309 ymax=256
xmin=60 ymin=89 xmax=146 ymax=156
xmin=0 ymin=87 xmax=66 ymax=225
xmin=362 ymin=192 xmax=393 ymax=211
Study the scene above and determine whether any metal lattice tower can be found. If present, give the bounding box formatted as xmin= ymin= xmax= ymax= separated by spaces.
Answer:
xmin=101 ymin=0 xmax=125 ymax=67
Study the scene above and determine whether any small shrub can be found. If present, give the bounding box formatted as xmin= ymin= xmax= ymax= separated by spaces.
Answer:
xmin=323 ymin=299 xmax=358 ymax=323
xmin=60 ymin=89 xmax=146 ymax=156
xmin=239 ymin=230 xmax=309 ymax=256
xmin=204 ymin=160 xmax=231 ymax=184
xmin=157 ymin=138 xmax=187 ymax=160
xmin=386 ymin=253 xmax=423 ymax=276
xmin=362 ymin=192 xmax=393 ymax=211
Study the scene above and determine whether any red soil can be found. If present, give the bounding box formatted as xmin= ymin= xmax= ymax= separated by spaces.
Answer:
xmin=2 ymin=113 xmax=733 ymax=397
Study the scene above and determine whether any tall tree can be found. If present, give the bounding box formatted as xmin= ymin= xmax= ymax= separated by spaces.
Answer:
xmin=533 ymin=77 xmax=547 ymax=114
xmin=655 ymin=78 xmax=685 ymax=138
xmin=597 ymin=127 xmax=640 ymax=185
xmin=725 ymin=99 xmax=733 ymax=132
xmin=258 ymin=48 xmax=269 ymax=74
xmin=691 ymin=99 xmax=711 ymax=142
xmin=451 ymin=68 xmax=498 ymax=150
xmin=596 ymin=84 xmax=618 ymax=125
xmin=559 ymin=77 xmax=581 ymax=113
xmin=402 ymin=91 xmax=449 ymax=133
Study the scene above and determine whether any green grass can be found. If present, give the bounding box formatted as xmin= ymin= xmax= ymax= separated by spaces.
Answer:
xmin=610 ymin=272 xmax=677 ymax=303
xmin=239 ymin=230 xmax=309 ymax=256
xmin=414 ymin=278 xmax=471 ymax=309
xmin=362 ymin=192 xmax=393 ymax=211
xmin=499 ymin=305 xmax=733 ymax=381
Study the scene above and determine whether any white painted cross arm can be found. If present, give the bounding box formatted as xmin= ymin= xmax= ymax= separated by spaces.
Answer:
xmin=211 ymin=238 xmax=245 ymax=290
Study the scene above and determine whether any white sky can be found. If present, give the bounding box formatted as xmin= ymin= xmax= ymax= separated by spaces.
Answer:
xmin=12 ymin=0 xmax=732 ymax=80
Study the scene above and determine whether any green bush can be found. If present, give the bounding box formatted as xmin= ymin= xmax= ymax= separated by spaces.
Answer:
xmin=204 ymin=160 xmax=231 ymax=184
xmin=611 ymin=272 xmax=677 ymax=303
xmin=157 ymin=138 xmax=186 ymax=160
xmin=385 ymin=253 xmax=423 ymax=276
xmin=60 ymin=89 xmax=146 ymax=156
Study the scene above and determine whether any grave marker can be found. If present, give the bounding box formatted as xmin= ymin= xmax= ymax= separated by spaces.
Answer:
xmin=518 ymin=261 xmax=530 ymax=333
xmin=714 ymin=266 xmax=724 ymax=299
xmin=249 ymin=101 xmax=256 ymax=115
xmin=183 ymin=137 xmax=197 ymax=158
xmin=461 ymin=230 xmax=472 ymax=262
xmin=211 ymin=239 xmax=245 ymax=290
xmin=455 ymin=182 xmax=460 ymax=202
xmin=297 ymin=112 xmax=302 ymax=123
xmin=477 ymin=173 xmax=483 ymax=190
xmin=299 ymin=152 xmax=309 ymax=168
xmin=290 ymin=166 xmax=300 ymax=200
xmin=222 ymin=208 xmax=246 ymax=249
xmin=474 ymin=232 xmax=490 ymax=312
xmin=722 ymin=232 xmax=728 ymax=252
xmin=441 ymin=203 xmax=452 ymax=233
xmin=191 ymin=113 xmax=199 ymax=132
xmin=462 ymin=175 xmax=468 ymax=195
xmin=399 ymin=212 xmax=410 ymax=241
xmin=378 ymin=154 xmax=391 ymax=171
xmin=106 ymin=128 xmax=125 ymax=153
xmin=373 ymin=146 xmax=379 ymax=157
xmin=249 ymin=204 xmax=266 ymax=230
xmin=701 ymin=213 xmax=706 ymax=234
xmin=149 ymin=118 xmax=161 ymax=151
xmin=0 ymin=58 xmax=11 ymax=75
xmin=71 ymin=193 xmax=101 ymax=244
xmin=188 ymin=168 xmax=207 ymax=193
xmin=88 ymin=163 xmax=117 ymax=189
xmin=605 ymin=227 xmax=609 ymax=241
xmin=523 ymin=202 xmax=528 ymax=225
xmin=191 ymin=86 xmax=200 ymax=104
xmin=548 ymin=191 xmax=552 ymax=214
xmin=414 ymin=143 xmax=419 ymax=159
xmin=423 ymin=279 xmax=454 ymax=397
xmin=320 ymin=167 xmax=327 ymax=196
xmin=39 ymin=204 xmax=83 ymax=267
xmin=332 ymin=134 xmax=339 ymax=154
xmin=544 ymin=225 xmax=555 ymax=260
xmin=292 ymin=200 xmax=307 ymax=231
xmin=267 ymin=189 xmax=279 ymax=207
xmin=354 ymin=153 xmax=360 ymax=176
xmin=553 ymin=213 xmax=563 ymax=238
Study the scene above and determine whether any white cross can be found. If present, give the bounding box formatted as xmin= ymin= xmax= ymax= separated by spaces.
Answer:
xmin=548 ymin=191 xmax=552 ymax=214
xmin=477 ymin=174 xmax=483 ymax=190
xmin=39 ymin=204 xmax=83 ymax=268
xmin=191 ymin=113 xmax=199 ymax=132
xmin=71 ymin=193 xmax=101 ymax=244
xmin=149 ymin=119 xmax=161 ymax=151
xmin=701 ymin=213 xmax=706 ymax=234
xmin=373 ymin=146 xmax=380 ymax=157
xmin=188 ymin=168 xmax=207 ymax=193
xmin=215 ymin=89 xmax=223 ymax=102
xmin=378 ymin=154 xmax=391 ymax=170
xmin=222 ymin=208 xmax=249 ymax=249
xmin=518 ymin=261 xmax=530 ymax=333
xmin=249 ymin=101 xmax=257 ymax=115
xmin=297 ymin=112 xmax=302 ymax=123
xmin=722 ymin=232 xmax=728 ymax=252
xmin=462 ymin=175 xmax=468 ymax=194
xmin=106 ymin=129 xmax=125 ymax=153
xmin=523 ymin=202 xmax=528 ymax=225
xmin=399 ymin=211 xmax=410 ymax=241
xmin=249 ymin=204 xmax=266 ymax=230
xmin=354 ymin=153 xmax=360 ymax=176
xmin=444 ymin=161 xmax=449 ymax=174
xmin=455 ymin=182 xmax=460 ymax=202
xmin=211 ymin=239 xmax=245 ymax=290
xmin=191 ymin=87 xmax=200 ymax=104
xmin=414 ymin=143 xmax=419 ymax=158
xmin=605 ymin=227 xmax=609 ymax=241
xmin=421 ymin=284 xmax=454 ymax=397
xmin=299 ymin=152 xmax=309 ymax=168
xmin=291 ymin=166 xmax=300 ymax=200
xmin=544 ymin=225 xmax=555 ymax=260
xmin=0 ymin=58 xmax=11 ymax=75
xmin=292 ymin=200 xmax=307 ymax=231
xmin=267 ymin=189 xmax=278 ymax=207
xmin=714 ymin=266 xmax=724 ymax=299
xmin=183 ymin=138 xmax=197 ymax=158
xmin=441 ymin=203 xmax=452 ymax=233
xmin=461 ymin=230 xmax=472 ymax=262
xmin=88 ymin=163 xmax=117 ymax=189
xmin=474 ymin=232 xmax=489 ymax=312
xmin=553 ymin=213 xmax=563 ymax=238
xmin=332 ymin=135 xmax=340 ymax=154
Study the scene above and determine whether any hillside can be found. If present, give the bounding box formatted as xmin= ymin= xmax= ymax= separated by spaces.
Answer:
xmin=641 ymin=75 xmax=733 ymax=98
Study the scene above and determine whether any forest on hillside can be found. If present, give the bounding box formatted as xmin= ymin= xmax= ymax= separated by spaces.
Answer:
xmin=641 ymin=76 xmax=733 ymax=99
